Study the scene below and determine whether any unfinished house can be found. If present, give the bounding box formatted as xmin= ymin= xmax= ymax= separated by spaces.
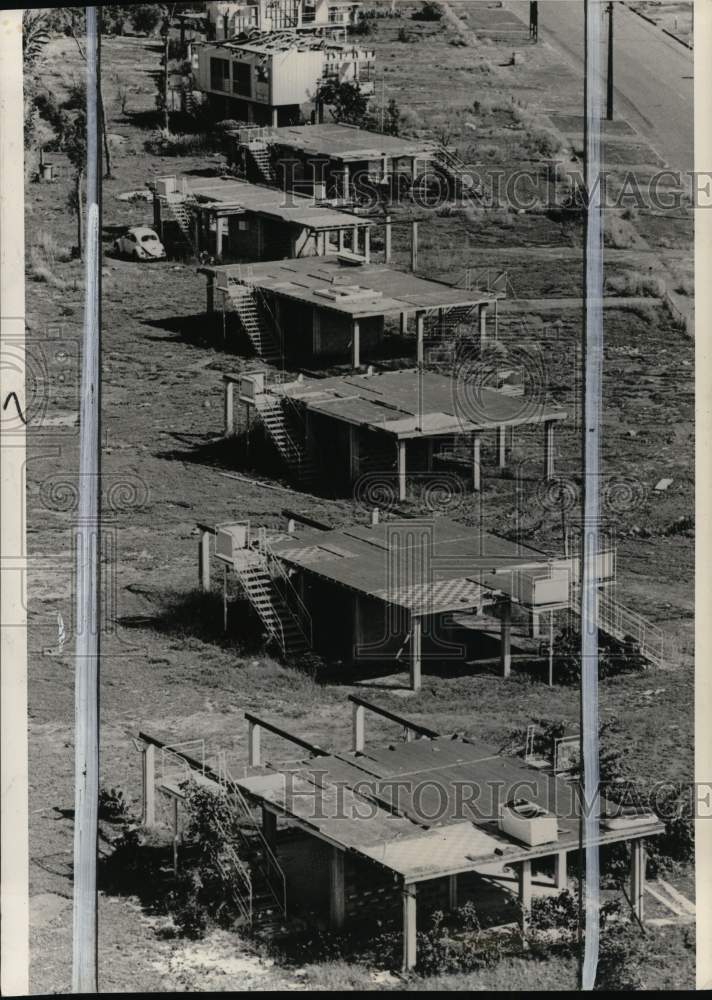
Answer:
xmin=195 ymin=31 xmax=375 ymax=126
xmin=151 ymin=174 xmax=372 ymax=261
xmin=194 ymin=514 xmax=627 ymax=689
xmin=201 ymin=255 xmax=500 ymax=366
xmin=139 ymin=698 xmax=662 ymax=969
xmin=227 ymin=368 xmax=567 ymax=496
xmin=231 ymin=122 xmax=472 ymax=201
xmin=206 ymin=0 xmax=362 ymax=40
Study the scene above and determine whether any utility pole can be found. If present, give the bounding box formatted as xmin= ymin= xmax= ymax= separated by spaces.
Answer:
xmin=72 ymin=6 xmax=102 ymax=994
xmin=580 ymin=0 xmax=603 ymax=990
xmin=606 ymin=2 xmax=614 ymax=121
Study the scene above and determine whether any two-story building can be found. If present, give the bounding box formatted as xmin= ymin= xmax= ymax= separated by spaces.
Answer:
xmin=206 ymin=1 xmax=363 ymax=40
xmin=195 ymin=30 xmax=375 ymax=126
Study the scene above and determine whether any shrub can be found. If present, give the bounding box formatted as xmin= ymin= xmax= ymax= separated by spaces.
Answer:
xmin=98 ymin=786 xmax=130 ymax=822
xmin=415 ymin=907 xmax=512 ymax=975
xmin=144 ymin=129 xmax=210 ymax=156
xmin=397 ymin=26 xmax=411 ymax=42
xmin=412 ymin=2 xmax=443 ymax=22
xmin=129 ymin=4 xmax=163 ymax=35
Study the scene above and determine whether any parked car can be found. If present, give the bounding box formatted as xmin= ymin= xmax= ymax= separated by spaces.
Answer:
xmin=113 ymin=226 xmax=166 ymax=261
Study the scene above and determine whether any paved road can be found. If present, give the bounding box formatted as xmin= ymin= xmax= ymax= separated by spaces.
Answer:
xmin=520 ymin=1 xmax=693 ymax=177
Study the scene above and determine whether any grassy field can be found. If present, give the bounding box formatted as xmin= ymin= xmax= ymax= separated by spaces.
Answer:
xmin=25 ymin=7 xmax=693 ymax=992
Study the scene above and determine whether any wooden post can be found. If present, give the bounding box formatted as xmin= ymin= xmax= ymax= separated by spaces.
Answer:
xmin=410 ymin=220 xmax=418 ymax=272
xmin=363 ymin=226 xmax=371 ymax=263
xmin=142 ymin=743 xmax=156 ymax=828
xmin=352 ymin=318 xmax=360 ymax=368
xmin=172 ymin=797 xmax=180 ymax=874
xmin=544 ymin=420 xmax=555 ymax=479
xmin=448 ymin=874 xmax=458 ymax=911
xmin=416 ymin=311 xmax=425 ymax=365
xmin=216 ymin=216 xmax=224 ymax=260
xmin=410 ymin=614 xmax=422 ymax=692
xmin=498 ymin=425 xmax=507 ymax=469
xmin=384 ymin=214 xmax=392 ymax=262
xmin=400 ymin=312 xmax=408 ymax=337
xmin=518 ymin=860 xmax=532 ymax=930
xmin=472 ymin=433 xmax=481 ymax=492
xmin=343 ymin=164 xmax=350 ymax=199
xmin=402 ymin=884 xmax=417 ymax=971
xmin=193 ymin=211 xmax=200 ymax=254
xmin=630 ymin=839 xmax=646 ymax=922
xmin=478 ymin=303 xmax=488 ymax=349
xmin=248 ymin=720 xmax=261 ymax=767
xmin=262 ymin=807 xmax=277 ymax=850
xmin=554 ymin=850 xmax=567 ymax=890
xmin=224 ymin=379 xmax=234 ymax=435
xmin=271 ymin=107 xmax=279 ymax=127
xmin=548 ymin=609 xmax=555 ymax=687
xmin=338 ymin=228 xmax=345 ymax=252
xmin=398 ymin=439 xmax=407 ymax=501
xmin=500 ymin=600 xmax=511 ymax=678
xmin=199 ymin=530 xmax=211 ymax=592
xmin=352 ymin=701 xmax=365 ymax=752
xmin=207 ymin=275 xmax=215 ymax=314
xmin=329 ymin=848 xmax=345 ymax=929
xmin=352 ymin=224 xmax=359 ymax=255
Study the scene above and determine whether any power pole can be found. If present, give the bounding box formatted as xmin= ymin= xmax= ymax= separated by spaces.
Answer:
xmin=606 ymin=2 xmax=614 ymax=121
xmin=72 ymin=6 xmax=102 ymax=994
xmin=580 ymin=0 xmax=603 ymax=990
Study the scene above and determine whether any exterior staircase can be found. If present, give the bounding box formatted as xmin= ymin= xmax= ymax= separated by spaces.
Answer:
xmin=228 ymin=284 xmax=282 ymax=363
xmin=232 ymin=540 xmax=312 ymax=657
xmin=569 ymin=586 xmax=666 ymax=667
xmin=160 ymin=191 xmax=197 ymax=256
xmin=256 ymin=394 xmax=318 ymax=487
xmin=246 ymin=140 xmax=276 ymax=185
xmin=430 ymin=145 xmax=482 ymax=201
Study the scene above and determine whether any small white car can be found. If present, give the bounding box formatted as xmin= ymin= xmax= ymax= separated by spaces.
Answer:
xmin=113 ymin=226 xmax=166 ymax=261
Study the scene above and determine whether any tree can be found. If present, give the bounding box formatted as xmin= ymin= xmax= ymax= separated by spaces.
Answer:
xmin=61 ymin=7 xmax=113 ymax=178
xmin=316 ymin=79 xmax=369 ymax=127
xmin=63 ymin=110 xmax=87 ymax=259
xmin=22 ymin=10 xmax=51 ymax=66
xmin=129 ymin=4 xmax=163 ymax=35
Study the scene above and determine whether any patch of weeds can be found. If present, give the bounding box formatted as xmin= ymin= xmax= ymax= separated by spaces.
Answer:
xmin=98 ymin=785 xmax=131 ymax=822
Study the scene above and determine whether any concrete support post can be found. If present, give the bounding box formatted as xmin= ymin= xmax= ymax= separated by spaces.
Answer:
xmin=343 ymin=164 xmax=350 ymax=200
xmin=398 ymin=439 xmax=407 ymax=501
xmin=544 ymin=420 xmax=555 ymax=479
xmin=472 ymin=433 xmax=481 ymax=492
xmin=352 ymin=318 xmax=360 ymax=369
xmin=216 ymin=216 xmax=224 ymax=260
xmin=352 ymin=701 xmax=365 ymax=753
xmin=498 ymin=425 xmax=507 ymax=469
xmin=402 ymin=884 xmax=417 ymax=971
xmin=478 ymin=303 xmax=488 ymax=349
xmin=530 ymin=611 xmax=541 ymax=639
xmin=199 ymin=531 xmax=211 ymax=592
xmin=400 ymin=312 xmax=408 ymax=337
xmin=142 ymin=743 xmax=156 ymax=828
xmin=416 ymin=311 xmax=425 ymax=365
xmin=352 ymin=224 xmax=359 ymax=256
xmin=338 ymin=228 xmax=345 ymax=252
xmin=329 ymin=848 xmax=346 ymax=929
xmin=630 ymin=839 xmax=646 ymax=922
xmin=518 ymin=860 xmax=532 ymax=930
xmin=271 ymin=107 xmax=279 ymax=127
xmin=364 ymin=226 xmax=371 ymax=263
xmin=410 ymin=614 xmax=422 ymax=692
xmin=448 ymin=874 xmax=458 ymax=911
xmin=262 ymin=807 xmax=277 ymax=850
xmin=224 ymin=379 xmax=234 ymax=435
xmin=500 ymin=600 xmax=512 ymax=678
xmin=410 ymin=220 xmax=418 ymax=272
xmin=554 ymin=850 xmax=567 ymax=890
xmin=248 ymin=721 xmax=261 ymax=768
xmin=384 ymin=215 xmax=392 ymax=262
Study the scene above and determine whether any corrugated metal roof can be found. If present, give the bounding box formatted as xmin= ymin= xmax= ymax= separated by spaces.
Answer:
xmin=262 ymin=122 xmax=437 ymax=161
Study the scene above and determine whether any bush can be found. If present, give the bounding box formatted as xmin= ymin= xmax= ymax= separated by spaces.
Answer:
xmin=144 ymin=129 xmax=210 ymax=156
xmin=416 ymin=906 xmax=512 ymax=975
xmin=129 ymin=4 xmax=163 ymax=35
xmin=412 ymin=2 xmax=443 ymax=22
xmin=550 ymin=627 xmax=647 ymax=685
xmin=98 ymin=786 xmax=130 ymax=822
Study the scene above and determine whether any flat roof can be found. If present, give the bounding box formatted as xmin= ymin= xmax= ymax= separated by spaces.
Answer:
xmin=206 ymin=256 xmax=496 ymax=318
xmin=176 ymin=176 xmax=370 ymax=231
xmin=206 ymin=30 xmax=372 ymax=57
xmin=236 ymin=726 xmax=663 ymax=884
xmin=273 ymin=369 xmax=566 ymax=438
xmin=268 ymin=516 xmax=554 ymax=612
xmin=259 ymin=123 xmax=437 ymax=161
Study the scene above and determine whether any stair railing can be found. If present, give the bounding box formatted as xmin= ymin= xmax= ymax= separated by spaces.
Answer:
xmin=255 ymin=528 xmax=312 ymax=649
